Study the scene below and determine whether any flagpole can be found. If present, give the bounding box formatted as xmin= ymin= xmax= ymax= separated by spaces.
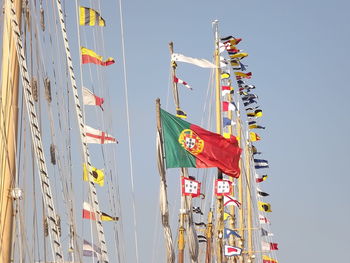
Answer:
xmin=169 ymin=42 xmax=181 ymax=113
xmin=245 ymin=142 xmax=253 ymax=262
xmin=212 ymin=19 xmax=224 ymax=263
xmin=168 ymin=42 xmax=189 ymax=263
xmin=205 ymin=210 xmax=213 ymax=263
xmin=236 ymin=118 xmax=245 ymax=263
xmin=156 ymin=98 xmax=175 ymax=263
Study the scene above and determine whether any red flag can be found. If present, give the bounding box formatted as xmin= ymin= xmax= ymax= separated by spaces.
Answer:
xmin=82 ymin=202 xmax=96 ymax=220
xmin=222 ymin=101 xmax=237 ymax=112
xmin=181 ymin=177 xmax=201 ymax=197
xmin=224 ymin=245 xmax=242 ymax=256
xmin=256 ymin=174 xmax=268 ymax=183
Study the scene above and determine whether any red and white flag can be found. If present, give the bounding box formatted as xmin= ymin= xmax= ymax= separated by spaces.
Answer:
xmin=222 ymin=101 xmax=237 ymax=112
xmin=181 ymin=177 xmax=201 ymax=197
xmin=173 ymin=76 xmax=192 ymax=90
xmin=224 ymin=245 xmax=242 ymax=256
xmin=83 ymin=202 xmax=96 ymax=220
xmin=223 ymin=195 xmax=241 ymax=209
xmin=261 ymin=241 xmax=278 ymax=251
xmin=82 ymin=87 xmax=104 ymax=108
xmin=214 ymin=179 xmax=232 ymax=196
xmin=84 ymin=125 xmax=117 ymax=144
xmin=221 ymin=86 xmax=234 ymax=96
xmin=259 ymin=214 xmax=270 ymax=225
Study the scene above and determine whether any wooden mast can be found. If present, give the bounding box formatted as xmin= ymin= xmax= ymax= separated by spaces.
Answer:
xmin=245 ymin=143 xmax=253 ymax=262
xmin=236 ymin=118 xmax=245 ymax=263
xmin=205 ymin=210 xmax=213 ymax=263
xmin=0 ymin=0 xmax=22 ymax=261
xmin=168 ymin=42 xmax=186 ymax=263
xmin=212 ymin=20 xmax=224 ymax=263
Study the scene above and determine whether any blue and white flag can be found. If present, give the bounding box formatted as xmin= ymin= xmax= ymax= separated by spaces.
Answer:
xmin=83 ymin=240 xmax=101 ymax=258
xmin=254 ymin=159 xmax=269 ymax=169
xmin=223 ymin=117 xmax=236 ymax=127
xmin=261 ymin=227 xmax=274 ymax=237
xmin=224 ymin=227 xmax=241 ymax=239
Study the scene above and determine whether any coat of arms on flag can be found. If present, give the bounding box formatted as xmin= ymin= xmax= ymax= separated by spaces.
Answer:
xmin=181 ymin=177 xmax=201 ymax=197
xmin=214 ymin=179 xmax=232 ymax=196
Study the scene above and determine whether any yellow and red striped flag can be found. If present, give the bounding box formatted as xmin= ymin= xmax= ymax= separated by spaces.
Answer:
xmin=234 ymin=71 xmax=252 ymax=79
xmin=81 ymin=47 xmax=115 ymax=66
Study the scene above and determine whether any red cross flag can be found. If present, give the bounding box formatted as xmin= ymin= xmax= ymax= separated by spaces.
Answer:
xmin=224 ymin=245 xmax=242 ymax=256
xmin=84 ymin=125 xmax=117 ymax=144
xmin=181 ymin=177 xmax=201 ymax=197
xmin=214 ymin=179 xmax=232 ymax=196
xmin=223 ymin=195 xmax=241 ymax=209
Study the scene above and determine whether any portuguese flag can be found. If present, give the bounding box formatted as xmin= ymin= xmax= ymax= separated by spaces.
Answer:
xmin=161 ymin=109 xmax=242 ymax=178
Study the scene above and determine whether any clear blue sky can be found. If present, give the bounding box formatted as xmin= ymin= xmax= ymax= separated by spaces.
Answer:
xmin=40 ymin=0 xmax=350 ymax=262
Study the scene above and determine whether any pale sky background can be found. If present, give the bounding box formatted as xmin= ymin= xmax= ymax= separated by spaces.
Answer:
xmin=69 ymin=0 xmax=350 ymax=262
xmin=4 ymin=0 xmax=350 ymax=262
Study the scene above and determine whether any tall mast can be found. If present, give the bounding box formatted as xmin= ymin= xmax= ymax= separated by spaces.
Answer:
xmin=0 ymin=0 xmax=22 ymax=261
xmin=213 ymin=20 xmax=224 ymax=263
xmin=168 ymin=42 xmax=185 ymax=263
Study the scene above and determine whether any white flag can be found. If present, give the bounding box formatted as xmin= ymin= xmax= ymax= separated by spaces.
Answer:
xmin=223 ymin=195 xmax=241 ymax=209
xmin=261 ymin=241 xmax=271 ymax=251
xmin=84 ymin=125 xmax=117 ymax=144
xmin=181 ymin=177 xmax=201 ymax=197
xmin=259 ymin=214 xmax=270 ymax=224
xmin=171 ymin=53 xmax=217 ymax=68
xmin=82 ymin=87 xmax=104 ymax=107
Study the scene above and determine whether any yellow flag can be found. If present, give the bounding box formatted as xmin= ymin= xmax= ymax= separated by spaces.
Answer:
xmin=224 ymin=212 xmax=231 ymax=221
xmin=249 ymin=132 xmax=261 ymax=142
xmin=101 ymin=212 xmax=119 ymax=221
xmin=83 ymin=164 xmax=104 ymax=186
xmin=262 ymin=255 xmax=278 ymax=263
xmin=229 ymin=52 xmax=248 ymax=60
xmin=79 ymin=6 xmax=105 ymax=26
xmin=258 ymin=201 xmax=272 ymax=212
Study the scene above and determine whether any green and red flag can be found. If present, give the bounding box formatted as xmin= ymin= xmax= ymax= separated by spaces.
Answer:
xmin=161 ymin=109 xmax=242 ymax=178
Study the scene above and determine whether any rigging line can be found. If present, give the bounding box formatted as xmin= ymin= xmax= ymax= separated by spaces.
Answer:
xmin=54 ymin=2 xmax=113 ymax=262
xmin=116 ymin=0 xmax=140 ymax=262
xmin=106 ymin=180 xmax=123 ymax=263
xmin=74 ymin=0 xmax=84 ymax=106
xmin=77 ymin=1 xmax=121 ymax=261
